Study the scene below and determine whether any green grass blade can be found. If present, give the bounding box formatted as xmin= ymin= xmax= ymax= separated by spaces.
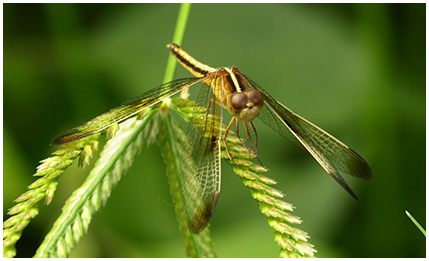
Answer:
xmin=3 ymin=135 xmax=99 ymax=258
xmin=33 ymin=110 xmax=156 ymax=258
xmin=405 ymin=210 xmax=426 ymax=237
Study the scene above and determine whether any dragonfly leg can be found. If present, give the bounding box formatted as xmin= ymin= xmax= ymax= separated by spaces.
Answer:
xmin=235 ymin=118 xmax=253 ymax=157
xmin=242 ymin=121 xmax=263 ymax=165
xmin=249 ymin=121 xmax=258 ymax=147
xmin=223 ymin=117 xmax=236 ymax=162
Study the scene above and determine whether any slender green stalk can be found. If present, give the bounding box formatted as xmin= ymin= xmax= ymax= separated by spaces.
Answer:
xmin=163 ymin=3 xmax=192 ymax=84
xmin=158 ymin=3 xmax=217 ymax=257
xmin=405 ymin=210 xmax=426 ymax=237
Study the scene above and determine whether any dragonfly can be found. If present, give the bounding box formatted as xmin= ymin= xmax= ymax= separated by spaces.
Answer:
xmin=51 ymin=43 xmax=372 ymax=234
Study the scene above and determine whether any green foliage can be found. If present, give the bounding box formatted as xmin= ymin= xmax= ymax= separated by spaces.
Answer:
xmin=3 ymin=135 xmax=99 ymax=258
xmin=33 ymin=111 xmax=155 ymax=257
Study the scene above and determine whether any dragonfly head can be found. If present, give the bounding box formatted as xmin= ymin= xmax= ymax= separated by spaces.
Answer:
xmin=228 ymin=89 xmax=264 ymax=122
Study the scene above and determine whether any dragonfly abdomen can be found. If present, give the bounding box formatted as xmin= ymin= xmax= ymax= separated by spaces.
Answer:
xmin=167 ymin=43 xmax=216 ymax=78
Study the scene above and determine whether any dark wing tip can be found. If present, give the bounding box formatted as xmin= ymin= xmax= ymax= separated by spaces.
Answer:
xmin=50 ymin=130 xmax=91 ymax=146
xmin=187 ymin=208 xmax=213 ymax=234
xmin=187 ymin=193 xmax=220 ymax=234
xmin=328 ymin=172 xmax=361 ymax=203
xmin=346 ymin=146 xmax=373 ymax=180
xmin=360 ymin=165 xmax=373 ymax=180
xmin=348 ymin=154 xmax=373 ymax=180
xmin=50 ymin=138 xmax=61 ymax=146
xmin=50 ymin=135 xmax=73 ymax=146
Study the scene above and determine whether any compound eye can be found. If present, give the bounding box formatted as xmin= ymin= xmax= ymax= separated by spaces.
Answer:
xmin=248 ymin=89 xmax=264 ymax=106
xmin=230 ymin=92 xmax=248 ymax=110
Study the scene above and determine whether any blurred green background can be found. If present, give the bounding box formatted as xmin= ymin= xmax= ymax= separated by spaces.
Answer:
xmin=3 ymin=3 xmax=425 ymax=258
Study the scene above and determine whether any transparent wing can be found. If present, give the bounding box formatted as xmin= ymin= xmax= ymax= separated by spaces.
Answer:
xmin=243 ymin=75 xmax=372 ymax=201
xmin=51 ymin=77 xmax=203 ymax=145
xmin=180 ymin=79 xmax=222 ymax=233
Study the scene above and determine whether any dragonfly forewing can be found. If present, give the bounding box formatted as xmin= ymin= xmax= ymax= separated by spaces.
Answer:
xmin=243 ymin=75 xmax=372 ymax=201
xmin=51 ymin=77 xmax=203 ymax=145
